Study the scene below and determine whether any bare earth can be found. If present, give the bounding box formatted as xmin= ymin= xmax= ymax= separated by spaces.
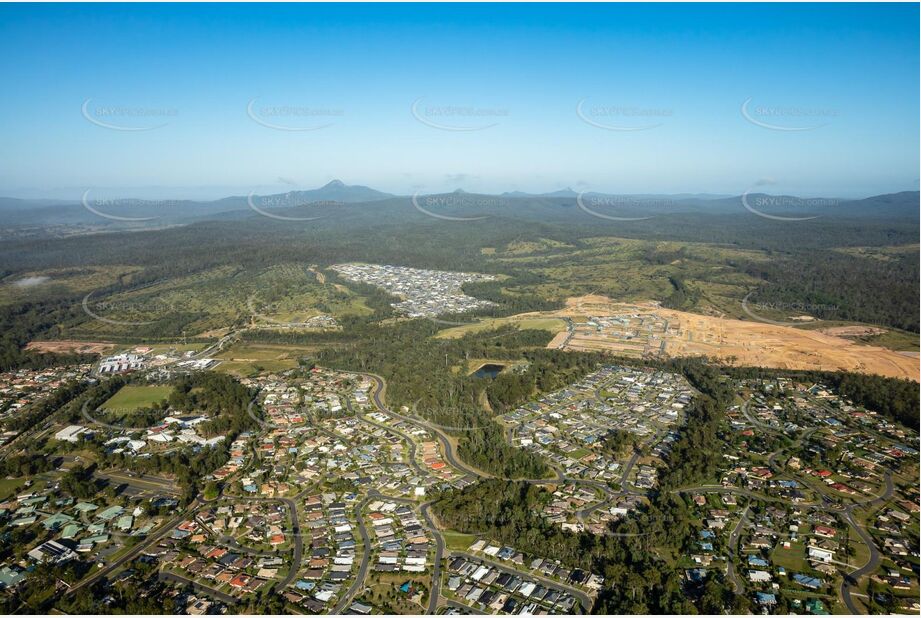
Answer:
xmin=817 ymin=326 xmax=888 ymax=338
xmin=541 ymin=295 xmax=919 ymax=381
xmin=26 ymin=340 xmax=116 ymax=354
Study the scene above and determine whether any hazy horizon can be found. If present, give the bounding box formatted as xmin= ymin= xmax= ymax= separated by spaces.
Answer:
xmin=1 ymin=180 xmax=917 ymax=204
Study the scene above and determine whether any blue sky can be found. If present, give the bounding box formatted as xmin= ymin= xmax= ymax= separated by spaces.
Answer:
xmin=0 ymin=3 xmax=917 ymax=199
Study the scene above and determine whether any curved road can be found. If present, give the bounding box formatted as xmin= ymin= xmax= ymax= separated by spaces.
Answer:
xmin=419 ymin=500 xmax=447 ymax=614
xmin=726 ymin=505 xmax=750 ymax=594
xmin=332 ymin=496 xmax=372 ymax=614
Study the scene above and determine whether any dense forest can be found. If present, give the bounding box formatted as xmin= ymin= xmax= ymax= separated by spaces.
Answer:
xmin=0 ymin=299 xmax=100 ymax=371
xmin=743 ymin=249 xmax=920 ymax=332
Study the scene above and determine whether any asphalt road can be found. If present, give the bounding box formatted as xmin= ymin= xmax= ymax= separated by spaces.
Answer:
xmin=332 ymin=496 xmax=372 ymax=614
xmin=726 ymin=505 xmax=750 ymax=594
xmin=67 ymin=499 xmax=201 ymax=595
xmin=839 ymin=472 xmax=894 ymax=614
xmin=363 ymin=373 xmax=482 ymax=483
xmin=96 ymin=470 xmax=181 ymax=496
xmin=230 ymin=495 xmax=304 ymax=590
xmin=420 ymin=500 xmax=446 ymax=614
xmin=159 ymin=571 xmax=238 ymax=604
xmin=619 ymin=450 xmax=640 ymax=492
xmin=447 ymin=550 xmax=593 ymax=613
xmin=839 ymin=507 xmax=882 ymax=614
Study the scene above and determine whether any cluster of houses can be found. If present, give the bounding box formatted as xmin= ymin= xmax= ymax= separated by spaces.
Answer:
xmin=366 ymin=499 xmax=430 ymax=573
xmin=466 ymin=539 xmax=604 ymax=592
xmin=732 ymin=379 xmax=919 ymax=504
xmin=322 ymin=415 xmax=437 ymax=497
xmin=216 ymin=367 xmax=474 ymax=503
xmin=687 ymin=377 xmax=920 ymax=612
xmin=241 ymin=368 xmax=371 ymax=427
xmin=198 ymin=501 xmax=290 ymax=549
xmin=0 ymin=484 xmax=166 ymax=590
xmin=290 ymin=493 xmax=360 ymax=612
xmin=158 ymin=531 xmax=275 ymax=596
xmin=446 ymin=552 xmax=590 ymax=615
xmin=567 ymin=312 xmax=672 ymax=357
xmin=0 ymin=363 xmax=92 ymax=420
xmin=330 ymin=263 xmax=497 ymax=318
xmin=367 ymin=409 xmax=470 ymax=490
xmin=686 ymin=499 xmax=852 ymax=610
xmin=503 ymin=365 xmax=691 ymax=495
xmin=212 ymin=434 xmax=253 ymax=482
xmin=162 ymin=490 xmax=364 ymax=612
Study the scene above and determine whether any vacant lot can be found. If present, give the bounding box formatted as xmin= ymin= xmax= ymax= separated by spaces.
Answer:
xmin=539 ymin=295 xmax=919 ymax=380
xmin=435 ymin=316 xmax=566 ymax=339
xmin=101 ymin=385 xmax=173 ymax=412
xmin=213 ymin=342 xmax=324 ymax=377
xmin=26 ymin=340 xmax=116 ymax=354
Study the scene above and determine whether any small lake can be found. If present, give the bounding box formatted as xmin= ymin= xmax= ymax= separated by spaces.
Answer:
xmin=472 ymin=363 xmax=505 ymax=379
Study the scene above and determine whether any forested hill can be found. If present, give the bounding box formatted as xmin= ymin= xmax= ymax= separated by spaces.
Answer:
xmin=1 ymin=190 xmax=916 ymax=244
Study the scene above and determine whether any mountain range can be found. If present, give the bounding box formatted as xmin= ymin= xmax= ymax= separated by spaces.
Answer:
xmin=0 ymin=180 xmax=917 ymax=231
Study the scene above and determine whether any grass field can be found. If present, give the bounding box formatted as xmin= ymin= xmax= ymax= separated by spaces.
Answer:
xmin=146 ymin=343 xmax=209 ymax=354
xmin=213 ymin=342 xmax=322 ymax=377
xmin=435 ymin=316 xmax=566 ymax=339
xmin=769 ymin=539 xmax=811 ymax=573
xmin=0 ymin=477 xmax=29 ymax=501
xmin=442 ymin=530 xmax=478 ymax=551
xmin=101 ymin=385 xmax=173 ymax=412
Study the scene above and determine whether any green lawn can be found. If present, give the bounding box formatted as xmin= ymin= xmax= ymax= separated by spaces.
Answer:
xmin=435 ymin=317 xmax=567 ymax=339
xmin=0 ymin=477 xmax=28 ymax=501
xmin=101 ymin=385 xmax=173 ymax=412
xmin=770 ymin=540 xmax=810 ymax=573
xmin=442 ymin=530 xmax=478 ymax=551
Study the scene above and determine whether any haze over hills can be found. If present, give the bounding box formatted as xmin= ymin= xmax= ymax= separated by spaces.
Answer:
xmin=0 ymin=180 xmax=917 ymax=232
xmin=240 ymin=179 xmax=396 ymax=204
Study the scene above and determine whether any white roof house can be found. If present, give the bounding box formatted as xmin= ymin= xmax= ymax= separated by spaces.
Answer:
xmin=55 ymin=425 xmax=88 ymax=443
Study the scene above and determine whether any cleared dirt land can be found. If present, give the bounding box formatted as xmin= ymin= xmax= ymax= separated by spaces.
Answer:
xmin=25 ymin=340 xmax=116 ymax=354
xmin=541 ymin=295 xmax=919 ymax=381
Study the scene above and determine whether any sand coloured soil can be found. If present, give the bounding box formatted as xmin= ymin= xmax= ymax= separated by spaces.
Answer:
xmin=25 ymin=340 xmax=116 ymax=354
xmin=544 ymin=296 xmax=918 ymax=381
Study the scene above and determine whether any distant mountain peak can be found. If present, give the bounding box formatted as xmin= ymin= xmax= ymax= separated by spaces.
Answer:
xmin=323 ymin=179 xmax=346 ymax=188
xmin=541 ymin=187 xmax=579 ymax=198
